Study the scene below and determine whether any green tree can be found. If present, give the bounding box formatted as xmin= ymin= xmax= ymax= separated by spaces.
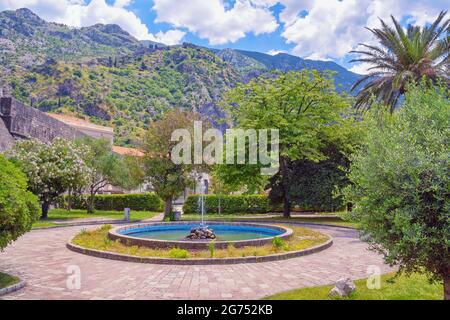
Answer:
xmin=143 ymin=109 xmax=199 ymax=218
xmin=77 ymin=137 xmax=141 ymax=214
xmin=351 ymin=11 xmax=449 ymax=111
xmin=11 ymin=138 xmax=90 ymax=219
xmin=269 ymin=137 xmax=358 ymax=212
xmin=212 ymin=161 xmax=267 ymax=195
xmin=0 ymin=155 xmax=40 ymax=250
xmin=221 ymin=70 xmax=351 ymax=217
xmin=344 ymin=84 xmax=450 ymax=299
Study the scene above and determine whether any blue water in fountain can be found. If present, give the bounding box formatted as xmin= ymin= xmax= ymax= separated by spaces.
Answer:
xmin=120 ymin=224 xmax=283 ymax=241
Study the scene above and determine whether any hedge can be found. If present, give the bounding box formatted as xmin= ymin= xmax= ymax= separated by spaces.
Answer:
xmin=58 ymin=193 xmax=163 ymax=212
xmin=182 ymin=194 xmax=270 ymax=214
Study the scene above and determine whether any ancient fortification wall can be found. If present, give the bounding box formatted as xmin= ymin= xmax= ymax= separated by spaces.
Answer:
xmin=0 ymin=97 xmax=85 ymax=148
xmin=0 ymin=116 xmax=14 ymax=152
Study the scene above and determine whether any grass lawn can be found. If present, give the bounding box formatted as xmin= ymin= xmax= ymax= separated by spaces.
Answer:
xmin=32 ymin=209 xmax=160 ymax=229
xmin=181 ymin=214 xmax=358 ymax=228
xmin=72 ymin=224 xmax=329 ymax=259
xmin=264 ymin=272 xmax=442 ymax=300
xmin=264 ymin=217 xmax=357 ymax=228
xmin=0 ymin=272 xmax=20 ymax=289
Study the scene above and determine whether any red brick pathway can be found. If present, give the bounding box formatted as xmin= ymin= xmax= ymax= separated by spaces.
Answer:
xmin=0 ymin=224 xmax=393 ymax=300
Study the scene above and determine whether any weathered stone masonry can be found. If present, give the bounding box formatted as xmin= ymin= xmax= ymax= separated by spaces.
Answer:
xmin=0 ymin=95 xmax=85 ymax=152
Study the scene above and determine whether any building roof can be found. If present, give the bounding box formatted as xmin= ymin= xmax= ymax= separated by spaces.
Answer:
xmin=47 ymin=113 xmax=113 ymax=134
xmin=112 ymin=145 xmax=145 ymax=157
xmin=47 ymin=113 xmax=143 ymax=157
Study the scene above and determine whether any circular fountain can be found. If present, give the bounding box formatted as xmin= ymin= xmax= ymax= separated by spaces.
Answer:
xmin=107 ymin=175 xmax=293 ymax=250
xmin=108 ymin=221 xmax=292 ymax=250
xmin=69 ymin=175 xmax=333 ymax=264
xmin=109 ymin=175 xmax=291 ymax=249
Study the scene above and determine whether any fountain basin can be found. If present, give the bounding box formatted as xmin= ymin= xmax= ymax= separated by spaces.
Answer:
xmin=109 ymin=221 xmax=293 ymax=250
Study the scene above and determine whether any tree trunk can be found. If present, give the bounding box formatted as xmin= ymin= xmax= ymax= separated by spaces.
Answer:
xmin=280 ymin=156 xmax=291 ymax=218
xmin=283 ymin=193 xmax=291 ymax=218
xmin=444 ymin=272 xmax=450 ymax=300
xmin=87 ymin=188 xmax=95 ymax=214
xmin=67 ymin=187 xmax=72 ymax=211
xmin=164 ymin=196 xmax=173 ymax=219
xmin=41 ymin=201 xmax=49 ymax=219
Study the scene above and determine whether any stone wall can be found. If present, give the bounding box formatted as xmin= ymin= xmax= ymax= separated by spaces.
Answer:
xmin=0 ymin=97 xmax=85 ymax=144
xmin=0 ymin=117 xmax=14 ymax=152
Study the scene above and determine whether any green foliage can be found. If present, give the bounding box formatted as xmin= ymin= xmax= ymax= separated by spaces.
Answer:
xmin=220 ymin=70 xmax=352 ymax=216
xmin=10 ymin=137 xmax=90 ymax=218
xmin=343 ymin=84 xmax=450 ymax=296
xmin=268 ymin=120 xmax=363 ymax=212
xmin=58 ymin=193 xmax=163 ymax=212
xmin=351 ymin=11 xmax=450 ymax=111
xmin=183 ymin=194 xmax=270 ymax=214
xmin=6 ymin=45 xmax=238 ymax=145
xmin=265 ymin=272 xmax=442 ymax=300
xmin=272 ymin=237 xmax=286 ymax=250
xmin=0 ymin=155 xmax=40 ymax=250
xmin=143 ymin=109 xmax=200 ymax=217
xmin=169 ymin=248 xmax=189 ymax=259
xmin=76 ymin=137 xmax=143 ymax=213
xmin=208 ymin=241 xmax=216 ymax=258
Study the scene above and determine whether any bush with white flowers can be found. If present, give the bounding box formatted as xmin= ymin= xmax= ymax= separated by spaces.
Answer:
xmin=11 ymin=138 xmax=90 ymax=218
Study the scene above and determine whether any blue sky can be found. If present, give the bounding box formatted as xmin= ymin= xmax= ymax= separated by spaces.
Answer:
xmin=0 ymin=0 xmax=448 ymax=73
xmin=127 ymin=0 xmax=297 ymax=53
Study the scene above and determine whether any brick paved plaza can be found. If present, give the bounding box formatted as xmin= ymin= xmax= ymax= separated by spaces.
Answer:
xmin=0 ymin=223 xmax=394 ymax=300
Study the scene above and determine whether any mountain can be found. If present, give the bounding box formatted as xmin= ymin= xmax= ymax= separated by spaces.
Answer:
xmin=0 ymin=8 xmax=362 ymax=145
xmin=215 ymin=49 xmax=361 ymax=92
xmin=0 ymin=8 xmax=141 ymax=70
xmin=4 ymin=43 xmax=238 ymax=145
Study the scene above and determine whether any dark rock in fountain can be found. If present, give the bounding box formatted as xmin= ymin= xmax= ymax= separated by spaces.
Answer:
xmin=186 ymin=226 xmax=216 ymax=240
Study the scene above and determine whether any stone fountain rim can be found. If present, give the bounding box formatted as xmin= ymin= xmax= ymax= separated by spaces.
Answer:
xmin=108 ymin=221 xmax=294 ymax=250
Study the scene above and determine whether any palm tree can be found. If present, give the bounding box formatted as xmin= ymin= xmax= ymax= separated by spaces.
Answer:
xmin=350 ymin=11 xmax=449 ymax=112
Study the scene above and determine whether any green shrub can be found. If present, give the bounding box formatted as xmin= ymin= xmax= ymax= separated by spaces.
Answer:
xmin=208 ymin=241 xmax=215 ymax=258
xmin=100 ymin=224 xmax=113 ymax=231
xmin=343 ymin=84 xmax=450 ymax=299
xmin=272 ymin=236 xmax=286 ymax=250
xmin=0 ymin=155 xmax=40 ymax=250
xmin=58 ymin=193 xmax=163 ymax=212
xmin=169 ymin=248 xmax=189 ymax=259
xmin=182 ymin=194 xmax=270 ymax=214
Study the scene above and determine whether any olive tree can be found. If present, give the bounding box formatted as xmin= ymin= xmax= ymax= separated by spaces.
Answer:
xmin=344 ymin=84 xmax=450 ymax=299
xmin=0 ymin=155 xmax=40 ymax=250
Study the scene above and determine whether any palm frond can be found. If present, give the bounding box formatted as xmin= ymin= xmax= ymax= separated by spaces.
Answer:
xmin=349 ymin=11 xmax=449 ymax=112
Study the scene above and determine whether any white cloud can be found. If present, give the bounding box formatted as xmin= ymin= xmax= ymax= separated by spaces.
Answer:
xmin=150 ymin=29 xmax=186 ymax=45
xmin=349 ymin=63 xmax=372 ymax=75
xmin=277 ymin=0 xmax=446 ymax=60
xmin=0 ymin=0 xmax=446 ymax=59
xmin=114 ymin=0 xmax=132 ymax=8
xmin=152 ymin=0 xmax=278 ymax=45
xmin=0 ymin=0 xmax=182 ymax=44
xmin=267 ymin=49 xmax=287 ymax=55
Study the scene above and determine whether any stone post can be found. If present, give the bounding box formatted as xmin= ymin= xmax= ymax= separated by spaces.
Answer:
xmin=124 ymin=208 xmax=130 ymax=221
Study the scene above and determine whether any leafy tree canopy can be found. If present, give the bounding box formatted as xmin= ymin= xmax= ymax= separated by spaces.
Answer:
xmin=143 ymin=109 xmax=203 ymax=217
xmin=75 ymin=137 xmax=143 ymax=213
xmin=0 ymin=155 xmax=40 ymax=250
xmin=344 ymin=83 xmax=450 ymax=299
xmin=10 ymin=137 xmax=90 ymax=218
xmin=351 ymin=11 xmax=449 ymax=111
xmin=218 ymin=70 xmax=354 ymax=217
